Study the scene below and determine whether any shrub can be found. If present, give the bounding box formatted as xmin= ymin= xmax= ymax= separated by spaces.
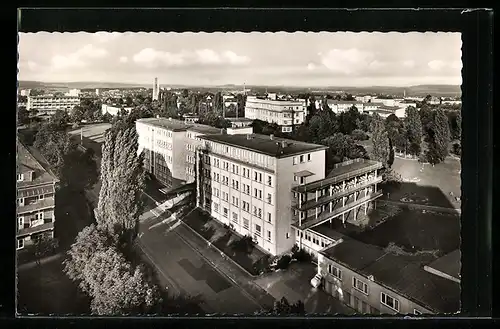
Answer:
xmin=230 ymin=235 xmax=255 ymax=254
xmin=252 ymin=255 xmax=271 ymax=275
xmin=351 ymin=129 xmax=369 ymax=141
xmin=276 ymin=255 xmax=292 ymax=270
xmin=291 ymin=246 xmax=312 ymax=263
xmin=452 ymin=142 xmax=461 ymax=156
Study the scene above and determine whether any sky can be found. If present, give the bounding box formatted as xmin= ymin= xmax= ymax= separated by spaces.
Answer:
xmin=18 ymin=32 xmax=462 ymax=87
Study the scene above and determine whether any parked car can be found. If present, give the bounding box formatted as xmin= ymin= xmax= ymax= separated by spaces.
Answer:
xmin=310 ymin=273 xmax=322 ymax=288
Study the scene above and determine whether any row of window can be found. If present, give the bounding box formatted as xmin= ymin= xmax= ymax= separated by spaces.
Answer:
xmin=212 ymin=185 xmax=273 ymax=206
xmin=326 ymin=264 xmax=422 ymax=314
xmin=156 ymin=140 xmax=173 ymax=150
xmin=202 ymin=141 xmax=276 ymax=170
xmin=213 ymin=203 xmax=272 ymax=242
xmin=297 ymin=230 xmax=332 ymax=248
xmin=292 ymin=153 xmax=312 ymax=165
xmin=17 ymin=194 xmax=48 ymax=207
xmin=186 ymin=155 xmax=196 ymax=164
xmin=18 ymin=212 xmax=45 ymax=230
xmin=203 ymin=158 xmax=274 ymax=186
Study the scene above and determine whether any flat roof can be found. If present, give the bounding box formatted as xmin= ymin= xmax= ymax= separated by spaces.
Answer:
xmin=293 ymin=159 xmax=382 ymax=193
xmin=199 ymin=133 xmax=327 ymax=158
xmin=424 ymin=249 xmax=461 ymax=282
xmin=294 ymin=170 xmax=315 ymax=178
xmin=17 ymin=141 xmax=58 ymax=189
xmin=187 ymin=124 xmax=222 ymax=135
xmin=321 ymin=237 xmax=460 ymax=313
xmin=227 ymin=117 xmax=254 ymax=122
xmin=327 ymin=100 xmax=364 ymax=105
xmin=137 ymin=117 xmax=189 ymax=132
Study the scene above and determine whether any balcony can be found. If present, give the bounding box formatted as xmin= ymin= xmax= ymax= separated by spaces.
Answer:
xmin=17 ymin=198 xmax=55 ymax=215
xmin=295 ymin=176 xmax=383 ymax=211
xmin=292 ymin=191 xmax=383 ymax=230
xmin=17 ymin=221 xmax=54 ymax=237
xmin=292 ymin=159 xmax=383 ymax=193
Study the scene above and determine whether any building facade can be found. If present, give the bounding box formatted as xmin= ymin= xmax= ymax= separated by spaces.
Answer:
xmin=244 ymin=96 xmax=306 ymax=133
xmin=101 ymin=104 xmax=134 ymax=116
xmin=27 ymin=95 xmax=81 ymax=116
xmin=17 ymin=141 xmax=58 ymax=250
xmin=291 ymin=158 xmax=384 ymax=260
xmin=316 ymin=239 xmax=460 ymax=314
xmin=196 ymin=133 xmax=328 ymax=255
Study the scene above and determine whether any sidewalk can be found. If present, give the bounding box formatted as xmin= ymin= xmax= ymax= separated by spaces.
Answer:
xmin=18 ymin=252 xmax=64 ymax=271
xmin=175 ymin=222 xmax=275 ymax=310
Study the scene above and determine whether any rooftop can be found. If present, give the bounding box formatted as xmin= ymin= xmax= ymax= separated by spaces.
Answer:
xmin=199 ymin=133 xmax=327 ymax=158
xmin=187 ymin=124 xmax=223 ymax=135
xmin=17 ymin=141 xmax=58 ymax=189
xmin=293 ymin=159 xmax=382 ymax=193
xmin=137 ymin=117 xmax=191 ymax=132
xmin=321 ymin=237 xmax=460 ymax=313
xmin=246 ymin=96 xmax=306 ymax=106
xmin=327 ymin=100 xmax=364 ymax=105
xmin=424 ymin=249 xmax=461 ymax=283
xmin=227 ymin=117 xmax=254 ymax=122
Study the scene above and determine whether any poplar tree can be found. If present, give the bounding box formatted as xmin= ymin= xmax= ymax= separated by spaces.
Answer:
xmin=404 ymin=106 xmax=423 ymax=156
xmin=430 ymin=108 xmax=451 ymax=162
xmin=371 ymin=115 xmax=391 ymax=168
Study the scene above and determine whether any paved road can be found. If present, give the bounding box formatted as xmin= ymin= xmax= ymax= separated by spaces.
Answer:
xmin=137 ymin=212 xmax=268 ymax=314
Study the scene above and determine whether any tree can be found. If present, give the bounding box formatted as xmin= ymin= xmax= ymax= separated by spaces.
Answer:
xmin=70 ymin=105 xmax=85 ymax=123
xmin=272 ymin=297 xmax=305 ymax=315
xmin=18 ymin=107 xmax=30 ymax=126
xmin=181 ymin=89 xmax=189 ymax=98
xmin=371 ymin=116 xmax=391 ymax=168
xmin=428 ymin=108 xmax=451 ymax=163
xmin=213 ymin=92 xmax=223 ymax=115
xmin=64 ymin=224 xmax=113 ymax=290
xmin=454 ymin=110 xmax=461 ymax=141
xmin=33 ymin=234 xmax=59 ymax=266
xmin=96 ymin=127 xmax=146 ymax=246
xmin=338 ymin=107 xmax=360 ymax=134
xmin=83 ymin=248 xmax=161 ymax=315
xmin=50 ymin=110 xmax=70 ymax=128
xmin=351 ymin=129 xmax=369 ymax=141
xmin=236 ymin=94 xmax=247 ymax=117
xmin=404 ymin=106 xmax=423 ymax=156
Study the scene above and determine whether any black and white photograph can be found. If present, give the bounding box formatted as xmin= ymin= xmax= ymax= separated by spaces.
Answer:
xmin=17 ymin=31 xmax=462 ymax=316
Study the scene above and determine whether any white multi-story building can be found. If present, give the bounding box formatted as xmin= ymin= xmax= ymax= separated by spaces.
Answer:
xmin=136 ymin=117 xmax=251 ymax=188
xmin=101 ymin=104 xmax=134 ymax=116
xmin=244 ymin=96 xmax=306 ymax=133
xmin=196 ymin=133 xmax=328 ymax=255
xmin=20 ymin=89 xmax=31 ymax=97
xmin=66 ymin=89 xmax=81 ymax=97
xmin=326 ymin=100 xmax=365 ymax=113
xmin=27 ymin=95 xmax=81 ymax=116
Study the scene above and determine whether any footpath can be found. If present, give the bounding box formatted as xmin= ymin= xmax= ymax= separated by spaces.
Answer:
xmin=18 ymin=252 xmax=64 ymax=271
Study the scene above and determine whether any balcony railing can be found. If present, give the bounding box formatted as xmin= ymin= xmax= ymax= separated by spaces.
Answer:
xmin=17 ymin=198 xmax=55 ymax=215
xmin=292 ymin=191 xmax=383 ymax=230
xmin=295 ymin=176 xmax=383 ymax=211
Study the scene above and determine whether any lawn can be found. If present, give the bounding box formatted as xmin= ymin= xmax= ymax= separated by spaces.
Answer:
xmin=17 ymin=257 xmax=90 ymax=315
xmin=183 ymin=208 xmax=268 ymax=276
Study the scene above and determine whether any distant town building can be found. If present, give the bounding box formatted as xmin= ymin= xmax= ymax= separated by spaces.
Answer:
xmin=326 ymin=100 xmax=365 ymax=113
xmin=101 ymin=104 xmax=134 ymax=116
xmin=183 ymin=114 xmax=199 ymax=124
xmin=17 ymin=140 xmax=59 ymax=250
xmin=244 ymin=96 xmax=307 ymax=133
xmin=66 ymin=89 xmax=81 ymax=97
xmin=27 ymin=95 xmax=81 ymax=116
xmin=95 ymin=88 xmax=100 ymax=96
xmin=226 ymin=118 xmax=254 ymax=135
xmin=20 ymin=89 xmax=31 ymax=97
xmin=196 ymin=133 xmax=328 ymax=255
xmin=153 ymin=77 xmax=160 ymax=101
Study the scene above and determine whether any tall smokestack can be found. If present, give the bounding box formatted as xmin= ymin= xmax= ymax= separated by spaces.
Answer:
xmin=153 ymin=77 xmax=159 ymax=101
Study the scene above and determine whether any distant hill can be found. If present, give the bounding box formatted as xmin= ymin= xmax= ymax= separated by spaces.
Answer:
xmin=18 ymin=81 xmax=148 ymax=90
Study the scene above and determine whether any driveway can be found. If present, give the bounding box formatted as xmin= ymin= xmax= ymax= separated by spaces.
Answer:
xmin=137 ymin=212 xmax=269 ymax=314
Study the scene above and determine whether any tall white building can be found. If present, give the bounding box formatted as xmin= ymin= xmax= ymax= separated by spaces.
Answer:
xmin=244 ymin=96 xmax=306 ymax=133
xmin=152 ymin=77 xmax=160 ymax=101
xmin=196 ymin=133 xmax=328 ymax=255
xmin=136 ymin=117 xmax=252 ymax=189
xmin=66 ymin=89 xmax=81 ymax=97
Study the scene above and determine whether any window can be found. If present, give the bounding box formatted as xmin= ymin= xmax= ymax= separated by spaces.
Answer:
xmin=255 ymin=224 xmax=261 ymax=235
xmin=413 ymin=309 xmax=422 ymax=315
xmin=232 ymin=212 xmax=238 ymax=223
xmin=267 ymin=193 xmax=272 ymax=204
xmin=214 ymin=203 xmax=219 ymax=213
xmin=36 ymin=212 xmax=44 ymax=221
xmin=18 ymin=217 xmax=24 ymax=229
xmin=243 ymin=218 xmax=249 ymax=229
xmin=17 ymin=238 xmax=24 ymax=250
xmin=258 ymin=173 xmax=262 ymax=182
xmin=294 ymin=175 xmax=298 ymax=182
xmin=381 ymin=292 xmax=400 ymax=312
xmin=16 ymin=173 xmax=24 ymax=182
xmin=352 ymin=277 xmax=369 ymax=295
xmin=293 ymin=156 xmax=298 ymax=165
xmin=286 ymin=232 xmax=290 ymax=239
xmin=267 ymin=230 xmax=271 ymax=242
xmin=223 ymin=207 xmax=229 ymax=218
xmin=300 ymin=177 xmax=305 ymax=184
xmin=300 ymin=155 xmax=304 ymax=163
xmin=307 ymin=154 xmax=311 ymax=161
xmin=267 ymin=212 xmax=272 ymax=223
xmin=254 ymin=188 xmax=258 ymax=198
xmin=254 ymin=172 xmax=258 ymax=181
xmin=258 ymin=208 xmax=262 ymax=218
xmin=267 ymin=176 xmax=272 ymax=186
xmin=258 ymin=190 xmax=262 ymax=199
xmin=328 ymin=264 xmax=342 ymax=280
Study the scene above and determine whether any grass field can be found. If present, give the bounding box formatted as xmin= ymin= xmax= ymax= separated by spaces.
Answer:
xmin=17 ymin=257 xmax=90 ymax=315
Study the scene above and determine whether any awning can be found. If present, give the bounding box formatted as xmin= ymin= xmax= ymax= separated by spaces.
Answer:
xmin=294 ymin=170 xmax=315 ymax=178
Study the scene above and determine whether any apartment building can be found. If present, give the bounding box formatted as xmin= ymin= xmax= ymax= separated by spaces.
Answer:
xmin=196 ymin=133 xmax=328 ymax=255
xmin=244 ymin=96 xmax=306 ymax=133
xmin=326 ymin=100 xmax=365 ymax=113
xmin=291 ymin=158 xmax=384 ymax=260
xmin=101 ymin=104 xmax=134 ymax=116
xmin=17 ymin=141 xmax=58 ymax=250
xmin=316 ymin=239 xmax=460 ymax=314
xmin=27 ymin=95 xmax=80 ymax=116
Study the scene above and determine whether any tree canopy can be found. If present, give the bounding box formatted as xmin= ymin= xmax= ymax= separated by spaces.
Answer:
xmin=371 ymin=115 xmax=391 ymax=168
xmin=404 ymin=106 xmax=423 ymax=156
